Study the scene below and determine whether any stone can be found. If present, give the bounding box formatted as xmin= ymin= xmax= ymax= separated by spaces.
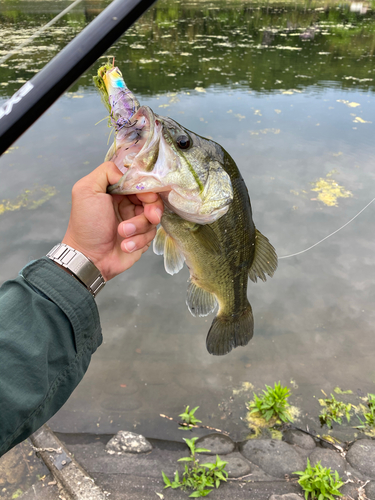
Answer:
xmin=308 ymin=448 xmax=347 ymax=474
xmin=195 ymin=433 xmax=235 ymax=455
xmin=105 ymin=431 xmax=152 ymax=454
xmin=365 ymin=480 xmax=375 ymax=499
xmin=340 ymin=482 xmax=359 ymax=500
xmin=240 ymin=439 xmax=305 ymax=479
xmin=197 ymin=451 xmax=251 ymax=478
xmin=282 ymin=430 xmax=316 ymax=450
xmin=268 ymin=494 xmax=303 ymax=500
xmin=346 ymin=439 xmax=375 ymax=479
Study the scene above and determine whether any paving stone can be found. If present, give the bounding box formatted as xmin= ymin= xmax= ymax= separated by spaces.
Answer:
xmin=365 ymin=480 xmax=375 ymax=499
xmin=196 ymin=433 xmax=235 ymax=455
xmin=340 ymin=482 xmax=359 ymax=500
xmin=346 ymin=439 xmax=375 ymax=479
xmin=268 ymin=494 xmax=303 ymax=500
xmin=105 ymin=431 xmax=152 ymax=454
xmin=197 ymin=451 xmax=251 ymax=478
xmin=240 ymin=439 xmax=305 ymax=479
xmin=282 ymin=430 xmax=316 ymax=450
xmin=308 ymin=448 xmax=347 ymax=474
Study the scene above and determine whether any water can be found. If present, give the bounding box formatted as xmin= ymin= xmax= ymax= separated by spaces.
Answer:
xmin=1 ymin=0 xmax=375 ymax=446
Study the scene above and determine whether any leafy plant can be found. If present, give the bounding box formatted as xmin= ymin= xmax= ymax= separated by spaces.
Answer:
xmin=294 ymin=459 xmax=344 ymax=500
xmin=356 ymin=393 xmax=375 ymax=429
xmin=162 ymin=437 xmax=228 ymax=497
xmin=179 ymin=406 xmax=202 ymax=430
xmin=319 ymin=394 xmax=351 ymax=428
xmin=248 ymin=381 xmax=293 ymax=423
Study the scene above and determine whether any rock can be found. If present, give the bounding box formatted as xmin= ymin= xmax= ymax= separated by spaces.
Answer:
xmin=340 ymin=482 xmax=359 ymax=500
xmin=308 ymin=448 xmax=347 ymax=474
xmin=106 ymin=431 xmax=152 ymax=454
xmin=197 ymin=451 xmax=251 ymax=478
xmin=283 ymin=430 xmax=316 ymax=450
xmin=268 ymin=494 xmax=303 ymax=500
xmin=365 ymin=480 xmax=375 ymax=499
xmin=240 ymin=439 xmax=305 ymax=479
xmin=195 ymin=433 xmax=235 ymax=455
xmin=346 ymin=439 xmax=375 ymax=479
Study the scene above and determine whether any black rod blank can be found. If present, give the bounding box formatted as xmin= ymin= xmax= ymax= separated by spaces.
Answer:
xmin=0 ymin=0 xmax=156 ymax=156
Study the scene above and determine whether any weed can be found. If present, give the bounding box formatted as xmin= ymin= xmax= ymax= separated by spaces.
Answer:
xmin=179 ymin=406 xmax=202 ymax=431
xmin=318 ymin=394 xmax=351 ymax=428
xmin=356 ymin=393 xmax=375 ymax=429
xmin=162 ymin=437 xmax=228 ymax=497
xmin=294 ymin=459 xmax=344 ymax=500
xmin=248 ymin=381 xmax=293 ymax=423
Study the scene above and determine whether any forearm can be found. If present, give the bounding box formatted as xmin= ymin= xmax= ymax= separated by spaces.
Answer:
xmin=0 ymin=257 xmax=102 ymax=457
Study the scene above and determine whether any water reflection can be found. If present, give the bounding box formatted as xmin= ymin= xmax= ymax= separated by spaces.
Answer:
xmin=0 ymin=0 xmax=375 ymax=442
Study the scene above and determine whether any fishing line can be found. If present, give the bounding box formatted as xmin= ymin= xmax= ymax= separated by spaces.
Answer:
xmin=279 ymin=196 xmax=375 ymax=259
xmin=0 ymin=0 xmax=84 ymax=65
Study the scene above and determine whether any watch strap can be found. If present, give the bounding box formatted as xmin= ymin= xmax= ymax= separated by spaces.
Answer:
xmin=47 ymin=243 xmax=105 ymax=297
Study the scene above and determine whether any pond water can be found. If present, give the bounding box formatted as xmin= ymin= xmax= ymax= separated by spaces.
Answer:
xmin=1 ymin=0 xmax=375 ymax=445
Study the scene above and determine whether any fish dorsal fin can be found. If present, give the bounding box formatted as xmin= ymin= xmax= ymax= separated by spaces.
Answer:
xmin=190 ymin=224 xmax=221 ymax=256
xmin=186 ymin=281 xmax=217 ymax=317
xmin=248 ymin=229 xmax=278 ymax=283
xmin=153 ymin=226 xmax=167 ymax=256
xmin=164 ymin=234 xmax=185 ymax=275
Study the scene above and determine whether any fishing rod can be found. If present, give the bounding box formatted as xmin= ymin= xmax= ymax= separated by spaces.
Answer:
xmin=0 ymin=0 xmax=157 ymax=157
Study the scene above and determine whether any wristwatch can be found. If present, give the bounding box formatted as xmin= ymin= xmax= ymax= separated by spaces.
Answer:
xmin=47 ymin=243 xmax=106 ymax=297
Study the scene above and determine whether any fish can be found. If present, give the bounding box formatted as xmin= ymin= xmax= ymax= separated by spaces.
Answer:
xmin=94 ymin=64 xmax=278 ymax=356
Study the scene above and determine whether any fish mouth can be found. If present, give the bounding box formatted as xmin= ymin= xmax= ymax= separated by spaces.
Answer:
xmin=107 ymin=105 xmax=168 ymax=195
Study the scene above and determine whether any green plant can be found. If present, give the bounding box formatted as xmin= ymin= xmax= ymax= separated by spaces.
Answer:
xmin=248 ymin=381 xmax=293 ymax=423
xmin=356 ymin=393 xmax=375 ymax=429
xmin=179 ymin=406 xmax=202 ymax=430
xmin=319 ymin=394 xmax=351 ymax=428
xmin=294 ymin=459 xmax=344 ymax=500
xmin=162 ymin=437 xmax=228 ymax=497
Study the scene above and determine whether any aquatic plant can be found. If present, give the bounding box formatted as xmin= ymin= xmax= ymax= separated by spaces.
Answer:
xmin=179 ymin=406 xmax=202 ymax=431
xmin=318 ymin=394 xmax=351 ymax=428
xmin=294 ymin=459 xmax=344 ymax=500
xmin=248 ymin=381 xmax=293 ymax=423
xmin=162 ymin=437 xmax=228 ymax=497
xmin=356 ymin=393 xmax=375 ymax=429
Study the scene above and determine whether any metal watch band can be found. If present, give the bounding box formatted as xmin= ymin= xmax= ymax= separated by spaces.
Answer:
xmin=46 ymin=243 xmax=106 ymax=297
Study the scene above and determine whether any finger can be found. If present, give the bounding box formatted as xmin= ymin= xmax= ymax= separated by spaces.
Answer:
xmin=142 ymin=196 xmax=164 ymax=225
xmin=118 ymin=213 xmax=155 ymax=238
xmin=121 ymin=228 xmax=157 ymax=253
xmin=136 ymin=192 xmax=159 ymax=204
xmin=75 ymin=162 xmax=124 ymax=195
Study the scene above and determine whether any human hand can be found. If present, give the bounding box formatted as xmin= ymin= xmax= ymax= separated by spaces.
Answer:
xmin=62 ymin=161 xmax=163 ymax=281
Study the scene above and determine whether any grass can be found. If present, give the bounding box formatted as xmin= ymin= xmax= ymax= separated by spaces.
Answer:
xmin=247 ymin=381 xmax=293 ymax=423
xmin=162 ymin=437 xmax=228 ymax=498
xmin=318 ymin=394 xmax=352 ymax=428
xmin=294 ymin=459 xmax=344 ymax=500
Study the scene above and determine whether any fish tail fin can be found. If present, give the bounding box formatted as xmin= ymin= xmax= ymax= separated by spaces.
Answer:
xmin=206 ymin=303 xmax=254 ymax=356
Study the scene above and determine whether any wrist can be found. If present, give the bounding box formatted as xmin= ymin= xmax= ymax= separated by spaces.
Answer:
xmin=47 ymin=243 xmax=106 ymax=298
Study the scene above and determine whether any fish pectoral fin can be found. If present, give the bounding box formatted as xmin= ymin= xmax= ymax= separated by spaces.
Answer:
xmin=248 ymin=228 xmax=278 ymax=283
xmin=186 ymin=282 xmax=217 ymax=317
xmin=164 ymin=234 xmax=185 ymax=275
xmin=206 ymin=304 xmax=254 ymax=356
xmin=190 ymin=224 xmax=221 ymax=256
xmin=153 ymin=226 xmax=167 ymax=256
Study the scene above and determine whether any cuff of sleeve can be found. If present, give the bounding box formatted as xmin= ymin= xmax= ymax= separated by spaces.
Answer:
xmin=20 ymin=257 xmax=102 ymax=354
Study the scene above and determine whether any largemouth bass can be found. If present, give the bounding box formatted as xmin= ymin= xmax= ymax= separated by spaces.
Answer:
xmin=94 ymin=64 xmax=278 ymax=355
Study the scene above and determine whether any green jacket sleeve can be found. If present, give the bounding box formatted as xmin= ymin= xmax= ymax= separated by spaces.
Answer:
xmin=0 ymin=257 xmax=103 ymax=457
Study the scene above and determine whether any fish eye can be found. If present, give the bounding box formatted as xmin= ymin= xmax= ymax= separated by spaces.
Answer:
xmin=176 ymin=135 xmax=191 ymax=150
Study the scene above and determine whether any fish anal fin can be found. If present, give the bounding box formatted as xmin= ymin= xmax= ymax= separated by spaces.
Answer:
xmin=206 ymin=304 xmax=254 ymax=356
xmin=186 ymin=282 xmax=217 ymax=317
xmin=190 ymin=224 xmax=221 ymax=256
xmin=164 ymin=234 xmax=185 ymax=275
xmin=153 ymin=226 xmax=167 ymax=256
xmin=248 ymin=228 xmax=278 ymax=283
